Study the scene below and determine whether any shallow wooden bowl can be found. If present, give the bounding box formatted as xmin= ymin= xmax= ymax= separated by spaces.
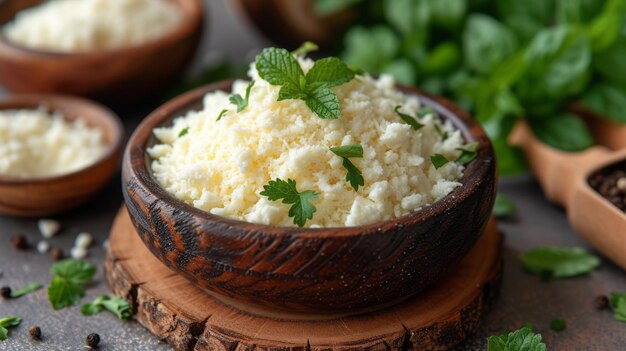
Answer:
xmin=0 ymin=0 xmax=204 ymax=102
xmin=123 ymin=80 xmax=497 ymax=313
xmin=0 ymin=94 xmax=123 ymax=217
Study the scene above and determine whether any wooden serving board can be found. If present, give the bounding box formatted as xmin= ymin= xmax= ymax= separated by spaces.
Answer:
xmin=105 ymin=207 xmax=502 ymax=351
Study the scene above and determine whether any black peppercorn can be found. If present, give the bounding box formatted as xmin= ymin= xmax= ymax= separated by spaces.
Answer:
xmin=0 ymin=286 xmax=11 ymax=299
xmin=50 ymin=247 xmax=64 ymax=261
xmin=85 ymin=333 xmax=100 ymax=349
xmin=595 ymin=295 xmax=610 ymax=310
xmin=29 ymin=326 xmax=42 ymax=341
xmin=10 ymin=234 xmax=28 ymax=250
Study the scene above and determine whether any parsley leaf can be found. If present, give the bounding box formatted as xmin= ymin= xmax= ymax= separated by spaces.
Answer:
xmin=456 ymin=141 xmax=479 ymax=165
xmin=260 ymin=178 xmax=318 ymax=227
xmin=292 ymin=41 xmax=319 ymax=57
xmin=550 ymin=319 xmax=566 ymax=332
xmin=178 ymin=127 xmax=189 ymax=137
xmin=431 ymin=154 xmax=449 ymax=169
xmin=394 ymin=105 xmax=424 ymax=130
xmin=330 ymin=144 xmax=364 ymax=191
xmin=229 ymin=80 xmax=255 ymax=112
xmin=611 ymin=292 xmax=626 ymax=322
xmin=10 ymin=282 xmax=42 ymax=298
xmin=521 ymin=247 xmax=600 ymax=280
xmin=487 ymin=326 xmax=547 ymax=351
xmin=0 ymin=316 xmax=21 ymax=341
xmin=48 ymin=259 xmax=96 ymax=310
xmin=81 ymin=295 xmax=131 ymax=320
xmin=255 ymin=47 xmax=355 ymax=119
xmin=216 ymin=109 xmax=228 ymax=121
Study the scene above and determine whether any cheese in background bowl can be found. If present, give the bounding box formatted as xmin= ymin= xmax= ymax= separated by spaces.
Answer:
xmin=148 ymin=49 xmax=476 ymax=227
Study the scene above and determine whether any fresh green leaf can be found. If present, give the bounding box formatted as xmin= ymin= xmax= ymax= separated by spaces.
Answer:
xmin=611 ymin=292 xmax=626 ymax=322
xmin=48 ymin=259 xmax=96 ymax=310
xmin=491 ymin=137 xmax=527 ymax=176
xmin=330 ymin=144 xmax=365 ymax=191
xmin=431 ymin=154 xmax=449 ymax=169
xmin=292 ymin=41 xmax=319 ymax=57
xmin=464 ymin=14 xmax=519 ymax=74
xmin=594 ymin=39 xmax=626 ymax=86
xmin=456 ymin=142 xmax=479 ymax=165
xmin=582 ymin=83 xmax=626 ymax=123
xmin=528 ymin=113 xmax=593 ymax=152
xmin=383 ymin=0 xmax=431 ymax=35
xmin=494 ymin=193 xmax=517 ymax=218
xmin=81 ymin=295 xmax=131 ymax=320
xmin=521 ymin=247 xmax=600 ymax=279
xmin=550 ymin=319 xmax=566 ymax=332
xmin=305 ymin=83 xmax=341 ymax=119
xmin=229 ymin=80 xmax=255 ymax=112
xmin=256 ymin=47 xmax=305 ymax=99
xmin=381 ymin=59 xmax=417 ymax=85
xmin=0 ymin=316 xmax=21 ymax=341
xmin=314 ymin=0 xmax=362 ymax=15
xmin=422 ymin=42 xmax=461 ymax=75
xmin=487 ymin=325 xmax=547 ymax=351
xmin=10 ymin=282 xmax=42 ymax=298
xmin=342 ymin=26 xmax=399 ymax=74
xmin=307 ymin=57 xmax=355 ymax=87
xmin=434 ymin=124 xmax=449 ymax=140
xmin=431 ymin=0 xmax=467 ymax=29
xmin=216 ymin=109 xmax=228 ymax=121
xmin=51 ymin=259 xmax=96 ymax=285
xmin=178 ymin=127 xmax=189 ymax=137
xmin=330 ymin=144 xmax=363 ymax=158
xmin=586 ymin=0 xmax=626 ymax=52
xmin=260 ymin=178 xmax=318 ymax=227
xmin=394 ymin=106 xmax=424 ymax=130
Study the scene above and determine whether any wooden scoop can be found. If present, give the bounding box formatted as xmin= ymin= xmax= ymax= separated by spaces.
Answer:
xmin=510 ymin=122 xmax=626 ymax=270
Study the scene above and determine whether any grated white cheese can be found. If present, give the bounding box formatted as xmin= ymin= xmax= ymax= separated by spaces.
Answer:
xmin=148 ymin=59 xmax=467 ymax=227
xmin=2 ymin=0 xmax=182 ymax=53
xmin=0 ymin=108 xmax=108 ymax=178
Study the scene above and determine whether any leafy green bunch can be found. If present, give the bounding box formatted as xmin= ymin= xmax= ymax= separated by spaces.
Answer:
xmin=319 ymin=0 xmax=626 ymax=175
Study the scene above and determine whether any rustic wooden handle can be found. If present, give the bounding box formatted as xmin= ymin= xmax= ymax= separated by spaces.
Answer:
xmin=509 ymin=121 xmax=611 ymax=208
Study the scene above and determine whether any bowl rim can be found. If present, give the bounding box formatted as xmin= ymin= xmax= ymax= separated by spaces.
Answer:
xmin=125 ymin=79 xmax=495 ymax=236
xmin=0 ymin=93 xmax=124 ymax=184
xmin=0 ymin=0 xmax=204 ymax=57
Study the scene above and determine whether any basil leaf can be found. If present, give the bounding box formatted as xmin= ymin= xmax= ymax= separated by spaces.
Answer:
xmin=529 ymin=113 xmax=593 ymax=152
xmin=586 ymin=0 xmax=626 ymax=52
xmin=594 ymin=39 xmax=626 ymax=86
xmin=464 ymin=14 xmax=518 ymax=74
xmin=342 ymin=26 xmax=399 ymax=74
xmin=582 ymin=83 xmax=626 ymax=123
xmin=521 ymin=247 xmax=600 ymax=279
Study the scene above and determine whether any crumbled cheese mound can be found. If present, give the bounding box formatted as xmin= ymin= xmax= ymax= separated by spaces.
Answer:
xmin=0 ymin=109 xmax=107 ymax=178
xmin=149 ymin=60 xmax=467 ymax=227
xmin=3 ymin=0 xmax=182 ymax=52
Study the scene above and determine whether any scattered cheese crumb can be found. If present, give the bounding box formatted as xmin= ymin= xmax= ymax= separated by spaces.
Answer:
xmin=149 ymin=59 xmax=467 ymax=227
xmin=38 ymin=219 xmax=60 ymax=239
xmin=2 ymin=0 xmax=182 ymax=53
xmin=74 ymin=232 xmax=93 ymax=249
xmin=70 ymin=246 xmax=87 ymax=259
xmin=36 ymin=240 xmax=50 ymax=254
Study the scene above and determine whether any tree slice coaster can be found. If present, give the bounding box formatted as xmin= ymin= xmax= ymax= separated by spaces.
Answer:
xmin=105 ymin=207 xmax=502 ymax=351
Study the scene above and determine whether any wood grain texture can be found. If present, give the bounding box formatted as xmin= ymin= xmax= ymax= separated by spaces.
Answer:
xmin=0 ymin=0 xmax=204 ymax=102
xmin=0 ymin=94 xmax=123 ymax=217
xmin=122 ymin=80 xmax=497 ymax=313
xmin=105 ymin=207 xmax=502 ymax=351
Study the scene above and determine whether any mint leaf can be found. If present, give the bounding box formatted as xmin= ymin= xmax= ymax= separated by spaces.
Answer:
xmin=521 ymin=247 xmax=600 ymax=279
xmin=0 ymin=316 xmax=21 ymax=341
xmin=431 ymin=154 xmax=449 ymax=169
xmin=10 ymin=282 xmax=42 ymax=298
xmin=330 ymin=144 xmax=364 ymax=191
xmin=456 ymin=141 xmax=479 ymax=165
xmin=550 ymin=319 xmax=566 ymax=332
xmin=256 ymin=48 xmax=304 ymax=89
xmin=260 ymin=178 xmax=318 ymax=227
xmin=292 ymin=41 xmax=319 ymax=57
xmin=82 ymin=295 xmax=131 ymax=320
xmin=488 ymin=326 xmax=547 ymax=351
xmin=611 ymin=292 xmax=626 ymax=322
xmin=48 ymin=259 xmax=96 ymax=310
xmin=216 ymin=109 xmax=228 ymax=121
xmin=229 ymin=80 xmax=255 ymax=112
xmin=305 ymin=83 xmax=341 ymax=119
xmin=306 ymin=57 xmax=355 ymax=87
xmin=494 ymin=193 xmax=516 ymax=218
xmin=178 ymin=127 xmax=189 ymax=137
xmin=394 ymin=106 xmax=424 ymax=130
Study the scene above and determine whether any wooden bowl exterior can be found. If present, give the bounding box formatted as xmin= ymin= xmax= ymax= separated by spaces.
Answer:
xmin=0 ymin=0 xmax=204 ymax=102
xmin=0 ymin=94 xmax=123 ymax=217
xmin=122 ymin=80 xmax=497 ymax=312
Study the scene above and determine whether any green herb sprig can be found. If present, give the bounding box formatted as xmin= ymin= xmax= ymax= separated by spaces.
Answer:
xmin=260 ymin=178 xmax=318 ymax=227
xmin=0 ymin=316 xmax=21 ymax=341
xmin=394 ymin=105 xmax=424 ymax=130
xmin=611 ymin=292 xmax=626 ymax=322
xmin=178 ymin=127 xmax=189 ymax=138
xmin=521 ymin=247 xmax=600 ymax=280
xmin=216 ymin=109 xmax=228 ymax=121
xmin=255 ymin=47 xmax=355 ymax=119
xmin=487 ymin=325 xmax=547 ymax=351
xmin=330 ymin=144 xmax=365 ymax=191
xmin=10 ymin=282 xmax=42 ymax=298
xmin=229 ymin=80 xmax=255 ymax=112
xmin=48 ymin=259 xmax=96 ymax=310
xmin=81 ymin=295 xmax=131 ymax=320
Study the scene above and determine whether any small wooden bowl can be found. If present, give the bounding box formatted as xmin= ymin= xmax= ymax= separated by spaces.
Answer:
xmin=123 ymin=81 xmax=496 ymax=313
xmin=0 ymin=0 xmax=204 ymax=102
xmin=0 ymin=94 xmax=123 ymax=217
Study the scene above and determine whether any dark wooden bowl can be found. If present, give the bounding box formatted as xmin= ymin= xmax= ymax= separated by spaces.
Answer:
xmin=0 ymin=94 xmax=123 ymax=217
xmin=0 ymin=0 xmax=204 ymax=102
xmin=123 ymin=80 xmax=497 ymax=313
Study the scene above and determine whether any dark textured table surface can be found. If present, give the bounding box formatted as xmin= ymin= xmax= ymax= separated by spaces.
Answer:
xmin=1 ymin=1 xmax=625 ymax=350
